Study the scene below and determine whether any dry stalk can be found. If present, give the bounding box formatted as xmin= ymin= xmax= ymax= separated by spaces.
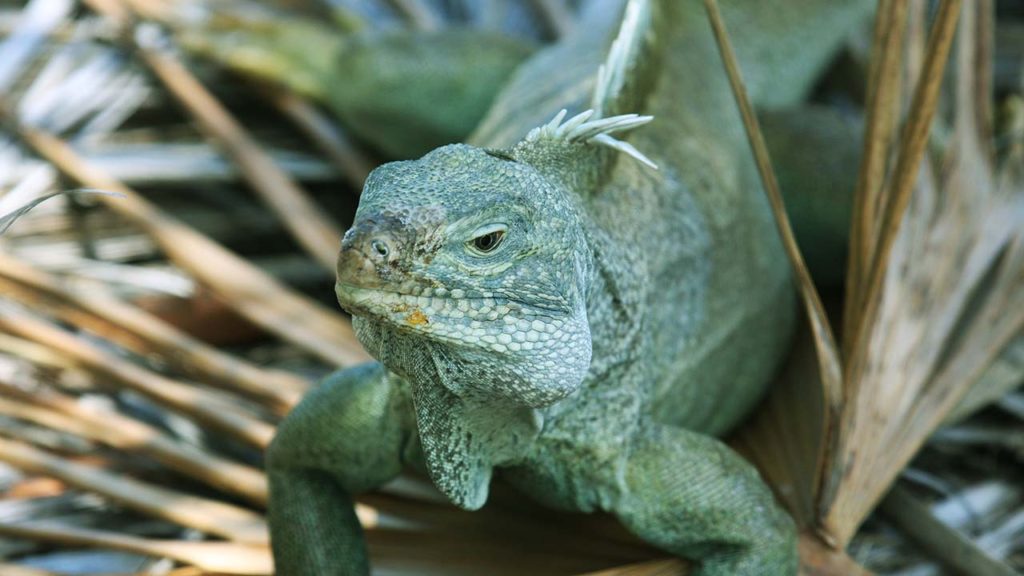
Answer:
xmin=124 ymin=0 xmax=376 ymax=188
xmin=0 ymin=251 xmax=306 ymax=413
xmin=856 ymin=0 xmax=962 ymax=326
xmin=128 ymin=26 xmax=343 ymax=272
xmin=4 ymin=120 xmax=368 ymax=367
xmin=974 ymin=0 xmax=995 ymax=151
xmin=0 ymin=306 xmax=276 ymax=449
xmin=880 ymin=484 xmax=1020 ymax=576
xmin=0 ymin=0 xmax=74 ymax=93
xmin=0 ymin=437 xmax=268 ymax=544
xmin=0 ymin=0 xmax=362 ymax=367
xmin=0 ymin=522 xmax=272 ymax=575
xmin=2 ymin=2 xmax=1017 ymax=575
xmin=0 ymin=332 xmax=74 ymax=370
xmin=0 ymin=564 xmax=56 ymax=576
xmin=819 ymin=1 xmax=962 ymax=539
xmin=701 ymin=0 xmax=844 ymax=531
xmin=794 ymin=532 xmax=875 ymax=576
xmin=844 ymin=0 xmax=907 ymax=334
xmin=0 ymin=384 xmax=268 ymax=506
xmin=265 ymin=88 xmax=374 ymax=188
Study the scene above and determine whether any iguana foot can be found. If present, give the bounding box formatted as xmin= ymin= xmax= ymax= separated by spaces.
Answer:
xmin=267 ymin=363 xmax=413 ymax=576
xmin=611 ymin=423 xmax=797 ymax=576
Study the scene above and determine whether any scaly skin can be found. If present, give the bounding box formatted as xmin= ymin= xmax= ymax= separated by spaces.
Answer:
xmin=268 ymin=1 xmax=874 ymax=574
xmin=324 ymin=29 xmax=536 ymax=159
xmin=182 ymin=19 xmax=536 ymax=159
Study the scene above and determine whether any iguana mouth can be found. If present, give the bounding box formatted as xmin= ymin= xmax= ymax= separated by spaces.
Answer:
xmin=335 ymin=281 xmax=492 ymax=302
xmin=335 ymin=282 xmax=444 ymax=329
xmin=336 ymin=280 xmax=577 ymax=373
xmin=335 ymin=281 xmax=528 ymax=336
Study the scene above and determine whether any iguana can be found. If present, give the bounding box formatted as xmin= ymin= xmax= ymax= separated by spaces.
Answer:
xmin=267 ymin=1 xmax=873 ymax=574
xmin=179 ymin=11 xmax=537 ymax=159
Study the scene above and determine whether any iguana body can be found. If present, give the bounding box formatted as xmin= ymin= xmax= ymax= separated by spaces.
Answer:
xmin=268 ymin=1 xmax=873 ymax=574
xmin=181 ymin=15 xmax=536 ymax=158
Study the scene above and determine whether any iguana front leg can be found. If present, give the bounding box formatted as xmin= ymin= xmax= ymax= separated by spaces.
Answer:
xmin=267 ymin=362 xmax=413 ymax=575
xmin=611 ymin=423 xmax=797 ymax=575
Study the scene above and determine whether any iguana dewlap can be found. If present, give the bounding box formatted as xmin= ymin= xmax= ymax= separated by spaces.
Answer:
xmin=267 ymin=1 xmax=873 ymax=574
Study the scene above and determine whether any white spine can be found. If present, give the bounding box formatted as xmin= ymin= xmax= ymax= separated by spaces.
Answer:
xmin=522 ymin=0 xmax=657 ymax=170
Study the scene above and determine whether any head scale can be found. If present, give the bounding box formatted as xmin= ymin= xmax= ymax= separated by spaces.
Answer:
xmin=336 ymin=143 xmax=593 ymax=409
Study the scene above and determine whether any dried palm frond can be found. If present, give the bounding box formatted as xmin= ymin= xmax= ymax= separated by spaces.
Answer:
xmin=0 ymin=190 xmax=121 ymax=235
xmin=713 ymin=0 xmax=1022 ymax=569
xmin=817 ymin=0 xmax=1024 ymax=547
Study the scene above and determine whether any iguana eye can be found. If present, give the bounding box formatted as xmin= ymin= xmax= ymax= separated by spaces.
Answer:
xmin=467 ymin=224 xmax=507 ymax=255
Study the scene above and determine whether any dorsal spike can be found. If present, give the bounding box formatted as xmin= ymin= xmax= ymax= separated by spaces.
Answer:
xmin=591 ymin=134 xmax=657 ymax=170
xmin=519 ymin=0 xmax=658 ymax=171
xmin=524 ymin=108 xmax=657 ymax=170
xmin=543 ymin=109 xmax=569 ymax=135
xmin=591 ymin=0 xmax=648 ymax=116
xmin=555 ymin=109 xmax=596 ymax=138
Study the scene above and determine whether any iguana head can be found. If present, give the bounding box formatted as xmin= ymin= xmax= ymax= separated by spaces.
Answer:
xmin=336 ymin=143 xmax=593 ymax=409
xmin=334 ymin=112 xmax=654 ymax=509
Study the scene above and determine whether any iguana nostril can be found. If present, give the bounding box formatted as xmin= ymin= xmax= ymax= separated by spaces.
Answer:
xmin=371 ymin=239 xmax=390 ymax=258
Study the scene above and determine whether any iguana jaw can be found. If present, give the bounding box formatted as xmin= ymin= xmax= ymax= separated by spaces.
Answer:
xmin=338 ymin=280 xmax=593 ymax=408
xmin=336 ymin=281 xmax=562 ymax=349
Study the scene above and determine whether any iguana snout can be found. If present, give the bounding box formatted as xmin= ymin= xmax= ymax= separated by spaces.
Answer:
xmin=336 ymin=214 xmax=415 ymax=288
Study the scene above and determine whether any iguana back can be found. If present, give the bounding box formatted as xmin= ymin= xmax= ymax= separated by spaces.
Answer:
xmin=471 ymin=0 xmax=873 ymax=434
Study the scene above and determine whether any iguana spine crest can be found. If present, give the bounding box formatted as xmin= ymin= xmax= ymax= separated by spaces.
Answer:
xmin=525 ymin=108 xmax=657 ymax=169
xmin=591 ymin=0 xmax=649 ymax=116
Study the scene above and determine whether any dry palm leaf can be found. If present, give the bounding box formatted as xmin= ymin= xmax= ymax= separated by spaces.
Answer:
xmin=128 ymin=22 xmax=344 ymax=272
xmin=11 ymin=124 xmax=368 ymax=367
xmin=817 ymin=0 xmax=1024 ymax=547
xmin=0 ymin=305 xmax=276 ymax=449
xmin=266 ymin=89 xmax=374 ymax=187
xmin=0 ymin=0 xmax=366 ymax=367
xmin=0 ymin=384 xmax=268 ymax=506
xmin=0 ymin=522 xmax=273 ymax=575
xmin=0 ymin=189 xmax=122 ymax=235
xmin=880 ymin=484 xmax=1020 ymax=576
xmin=701 ymin=0 xmax=844 ymax=422
xmin=0 ymin=250 xmax=307 ymax=412
xmin=0 ymin=437 xmax=268 ymax=544
xmin=716 ymin=0 xmax=1022 ymax=566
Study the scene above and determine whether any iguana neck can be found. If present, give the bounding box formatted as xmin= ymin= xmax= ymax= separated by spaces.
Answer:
xmin=510 ymin=140 xmax=614 ymax=195
xmin=585 ymin=223 xmax=644 ymax=362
